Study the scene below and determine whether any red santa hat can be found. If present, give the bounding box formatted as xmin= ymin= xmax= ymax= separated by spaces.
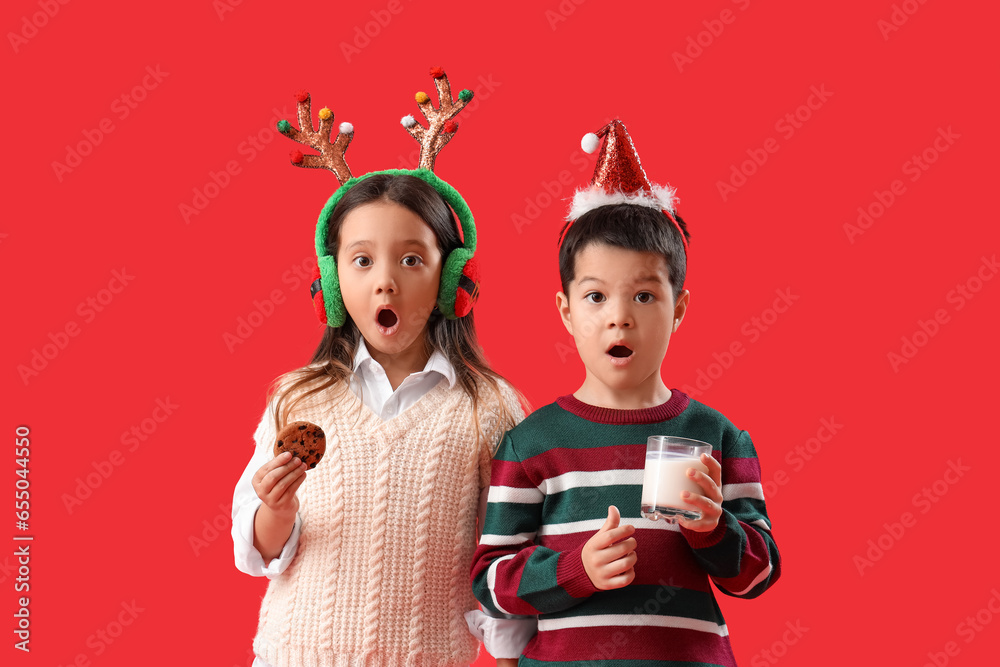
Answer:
xmin=569 ymin=120 xmax=688 ymax=257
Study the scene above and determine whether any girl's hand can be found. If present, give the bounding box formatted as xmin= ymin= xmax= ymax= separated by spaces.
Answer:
xmin=677 ymin=453 xmax=724 ymax=533
xmin=252 ymin=451 xmax=308 ymax=518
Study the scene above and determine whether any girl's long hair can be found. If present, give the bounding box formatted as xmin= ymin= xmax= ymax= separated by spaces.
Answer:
xmin=268 ymin=173 xmax=524 ymax=445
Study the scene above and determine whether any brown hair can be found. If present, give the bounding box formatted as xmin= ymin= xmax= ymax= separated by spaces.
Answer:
xmin=269 ymin=173 xmax=524 ymax=445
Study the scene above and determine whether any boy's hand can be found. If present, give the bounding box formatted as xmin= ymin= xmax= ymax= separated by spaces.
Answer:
xmin=582 ymin=506 xmax=637 ymax=590
xmin=252 ymin=451 xmax=308 ymax=518
xmin=677 ymin=453 xmax=724 ymax=533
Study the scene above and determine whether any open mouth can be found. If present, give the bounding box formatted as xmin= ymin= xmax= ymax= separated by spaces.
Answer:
xmin=608 ymin=345 xmax=633 ymax=358
xmin=376 ymin=306 xmax=399 ymax=334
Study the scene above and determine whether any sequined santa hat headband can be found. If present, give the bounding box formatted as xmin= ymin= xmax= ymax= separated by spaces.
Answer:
xmin=569 ymin=120 xmax=689 ymax=258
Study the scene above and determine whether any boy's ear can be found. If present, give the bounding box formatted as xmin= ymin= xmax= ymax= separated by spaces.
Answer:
xmin=556 ymin=291 xmax=573 ymax=335
xmin=672 ymin=289 xmax=690 ymax=333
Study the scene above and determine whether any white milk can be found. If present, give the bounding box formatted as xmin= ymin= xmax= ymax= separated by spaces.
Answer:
xmin=641 ymin=452 xmax=709 ymax=519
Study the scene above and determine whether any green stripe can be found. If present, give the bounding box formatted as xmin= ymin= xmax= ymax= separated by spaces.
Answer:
xmin=545 ymin=485 xmax=643 ymax=524
xmin=542 ymin=585 xmax=724 ymax=625
xmin=518 ymin=547 xmax=577 ymax=611
xmin=483 ymin=501 xmax=542 ymax=537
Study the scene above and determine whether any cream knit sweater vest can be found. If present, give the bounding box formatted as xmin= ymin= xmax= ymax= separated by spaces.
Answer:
xmin=252 ymin=376 xmax=519 ymax=667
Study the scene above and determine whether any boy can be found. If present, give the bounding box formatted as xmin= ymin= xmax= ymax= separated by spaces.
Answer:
xmin=471 ymin=121 xmax=780 ymax=665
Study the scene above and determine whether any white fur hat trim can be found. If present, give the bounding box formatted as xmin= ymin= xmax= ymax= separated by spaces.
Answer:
xmin=567 ymin=183 xmax=678 ymax=221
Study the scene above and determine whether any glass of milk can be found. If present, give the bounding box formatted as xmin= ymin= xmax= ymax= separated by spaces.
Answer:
xmin=641 ymin=436 xmax=713 ymax=523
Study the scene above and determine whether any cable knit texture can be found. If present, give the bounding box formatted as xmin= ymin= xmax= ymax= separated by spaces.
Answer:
xmin=251 ymin=376 xmax=521 ymax=667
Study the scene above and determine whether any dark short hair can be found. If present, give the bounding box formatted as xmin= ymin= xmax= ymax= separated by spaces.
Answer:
xmin=558 ymin=204 xmax=690 ymax=299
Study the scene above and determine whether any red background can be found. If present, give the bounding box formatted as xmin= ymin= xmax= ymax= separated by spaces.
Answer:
xmin=5 ymin=0 xmax=999 ymax=665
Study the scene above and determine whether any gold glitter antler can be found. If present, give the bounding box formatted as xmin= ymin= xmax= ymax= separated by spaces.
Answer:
xmin=277 ymin=91 xmax=354 ymax=184
xmin=400 ymin=67 xmax=475 ymax=172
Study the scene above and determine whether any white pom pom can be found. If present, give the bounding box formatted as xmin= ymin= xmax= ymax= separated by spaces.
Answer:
xmin=339 ymin=122 xmax=354 ymax=134
xmin=581 ymin=132 xmax=600 ymax=154
xmin=400 ymin=115 xmax=416 ymax=128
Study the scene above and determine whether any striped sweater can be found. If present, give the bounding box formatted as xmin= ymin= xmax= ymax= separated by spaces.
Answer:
xmin=470 ymin=390 xmax=780 ymax=666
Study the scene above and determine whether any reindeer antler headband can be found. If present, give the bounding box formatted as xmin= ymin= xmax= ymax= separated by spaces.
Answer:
xmin=276 ymin=67 xmax=481 ymax=327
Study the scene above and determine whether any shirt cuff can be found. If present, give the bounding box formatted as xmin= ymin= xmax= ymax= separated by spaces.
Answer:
xmin=679 ymin=512 xmax=729 ymax=549
xmin=555 ymin=542 xmax=599 ymax=598
xmin=464 ymin=609 xmax=538 ymax=659
xmin=232 ymin=500 xmax=302 ymax=578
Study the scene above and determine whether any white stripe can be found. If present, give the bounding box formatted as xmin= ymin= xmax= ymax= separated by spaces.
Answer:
xmin=722 ymin=482 xmax=764 ymax=501
xmin=538 ymin=614 xmax=728 ymax=636
xmin=540 ymin=469 xmax=642 ymax=495
xmin=726 ymin=561 xmax=772 ymax=596
xmin=478 ymin=531 xmax=537 ymax=546
xmin=488 ymin=485 xmax=544 ymax=504
xmin=751 ymin=518 xmax=772 ymax=532
xmin=487 ymin=554 xmax=516 ymax=615
xmin=537 ymin=517 xmax=679 ymax=536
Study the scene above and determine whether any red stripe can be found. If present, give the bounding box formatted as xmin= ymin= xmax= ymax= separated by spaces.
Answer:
xmin=489 ymin=459 xmax=541 ymax=488
xmin=526 ymin=625 xmax=735 ymax=664
xmin=525 ymin=444 xmax=646 ymax=479
xmin=540 ymin=530 xmax=714 ymax=592
xmin=722 ymin=456 xmax=762 ymax=484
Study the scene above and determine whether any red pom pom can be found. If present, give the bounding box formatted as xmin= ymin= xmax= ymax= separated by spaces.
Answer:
xmin=429 ymin=66 xmax=445 ymax=79
xmin=290 ymin=150 xmax=304 ymax=164
xmin=443 ymin=120 xmax=458 ymax=134
xmin=454 ymin=257 xmax=481 ymax=318
xmin=295 ymin=90 xmax=309 ymax=102
xmin=313 ymin=291 xmax=327 ymax=325
xmin=310 ymin=263 xmax=327 ymax=324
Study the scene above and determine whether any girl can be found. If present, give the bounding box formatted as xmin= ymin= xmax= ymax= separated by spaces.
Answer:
xmin=231 ymin=171 xmax=530 ymax=667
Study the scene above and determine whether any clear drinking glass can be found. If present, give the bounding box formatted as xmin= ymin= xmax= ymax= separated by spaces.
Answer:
xmin=641 ymin=436 xmax=712 ymax=523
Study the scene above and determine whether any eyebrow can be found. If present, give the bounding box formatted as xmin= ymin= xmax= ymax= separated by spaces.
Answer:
xmin=344 ymin=239 xmax=432 ymax=252
xmin=577 ymin=274 xmax=665 ymax=285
